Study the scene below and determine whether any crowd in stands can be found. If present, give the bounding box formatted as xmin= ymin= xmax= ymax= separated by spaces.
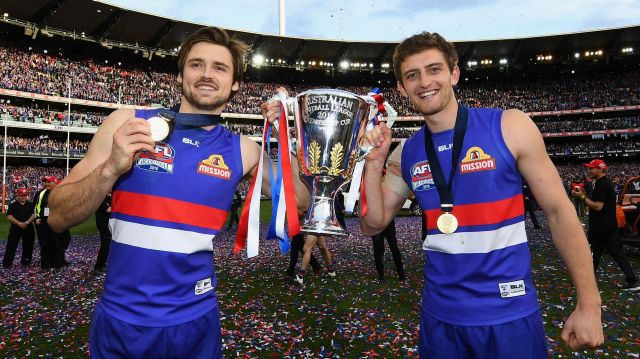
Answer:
xmin=0 ymin=133 xmax=637 ymax=157
xmin=1 ymin=135 xmax=89 ymax=154
xmin=546 ymin=140 xmax=640 ymax=155
xmin=556 ymin=162 xmax=639 ymax=192
xmin=3 ymin=98 xmax=638 ymax=138
xmin=455 ymin=70 xmax=640 ymax=113
xmin=0 ymin=103 xmax=105 ymax=127
xmin=4 ymin=166 xmax=66 ymax=202
xmin=224 ymin=121 xmax=263 ymax=136
xmin=0 ymin=47 xmax=179 ymax=107
xmin=535 ymin=117 xmax=640 ymax=133
xmin=2 ymin=46 xmax=640 ymax=116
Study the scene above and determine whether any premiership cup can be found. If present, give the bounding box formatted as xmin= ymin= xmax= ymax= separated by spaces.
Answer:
xmin=280 ymin=89 xmax=384 ymax=236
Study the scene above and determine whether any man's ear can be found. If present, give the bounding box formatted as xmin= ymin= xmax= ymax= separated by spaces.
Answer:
xmin=451 ymin=65 xmax=460 ymax=87
xmin=397 ymin=81 xmax=408 ymax=97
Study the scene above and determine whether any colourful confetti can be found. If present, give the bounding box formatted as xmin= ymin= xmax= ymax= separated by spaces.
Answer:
xmin=0 ymin=216 xmax=638 ymax=357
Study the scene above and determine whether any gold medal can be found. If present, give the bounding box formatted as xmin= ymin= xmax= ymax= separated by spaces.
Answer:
xmin=148 ymin=116 xmax=170 ymax=142
xmin=437 ymin=212 xmax=458 ymax=234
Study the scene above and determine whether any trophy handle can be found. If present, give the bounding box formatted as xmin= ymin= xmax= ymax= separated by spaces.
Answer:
xmin=354 ymin=97 xmax=399 ymax=162
xmin=268 ymin=92 xmax=295 ymax=136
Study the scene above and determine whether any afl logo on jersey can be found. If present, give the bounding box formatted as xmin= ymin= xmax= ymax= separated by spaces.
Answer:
xmin=410 ymin=160 xmax=435 ymax=191
xmin=135 ymin=143 xmax=175 ymax=174
xmin=197 ymin=154 xmax=232 ymax=180
xmin=459 ymin=146 xmax=496 ymax=174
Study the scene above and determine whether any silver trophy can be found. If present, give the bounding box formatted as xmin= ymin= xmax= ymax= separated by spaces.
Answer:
xmin=278 ymin=89 xmax=391 ymax=236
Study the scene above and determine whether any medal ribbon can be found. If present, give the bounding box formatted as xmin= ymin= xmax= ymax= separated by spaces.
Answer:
xmin=160 ymin=104 xmax=223 ymax=127
xmin=422 ymin=105 xmax=469 ymax=215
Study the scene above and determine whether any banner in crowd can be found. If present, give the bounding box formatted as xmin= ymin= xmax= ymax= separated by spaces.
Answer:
xmin=0 ymin=149 xmax=85 ymax=159
xmin=542 ymin=128 xmax=640 ymax=138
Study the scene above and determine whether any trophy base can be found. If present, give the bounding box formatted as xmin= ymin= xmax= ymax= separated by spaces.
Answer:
xmin=301 ymin=223 xmax=347 ymax=237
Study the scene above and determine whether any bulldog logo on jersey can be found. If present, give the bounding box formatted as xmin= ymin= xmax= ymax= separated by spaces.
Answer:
xmin=197 ymin=154 xmax=232 ymax=180
xmin=410 ymin=160 xmax=435 ymax=191
xmin=460 ymin=146 xmax=496 ymax=174
xmin=135 ymin=143 xmax=175 ymax=174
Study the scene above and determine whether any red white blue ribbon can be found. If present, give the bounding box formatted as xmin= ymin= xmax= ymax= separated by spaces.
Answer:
xmin=235 ymin=99 xmax=299 ymax=257
xmin=266 ymin=101 xmax=300 ymax=253
xmin=234 ymin=117 xmax=269 ymax=258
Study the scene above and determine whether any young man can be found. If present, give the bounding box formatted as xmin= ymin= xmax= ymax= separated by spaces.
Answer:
xmin=48 ymin=27 xmax=309 ymax=358
xmin=572 ymin=159 xmax=639 ymax=290
xmin=359 ymin=32 xmax=603 ymax=357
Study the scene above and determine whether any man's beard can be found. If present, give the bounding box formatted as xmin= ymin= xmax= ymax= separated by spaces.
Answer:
xmin=181 ymin=83 xmax=230 ymax=111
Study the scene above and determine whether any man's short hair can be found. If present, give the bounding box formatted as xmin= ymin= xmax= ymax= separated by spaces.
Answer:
xmin=177 ymin=27 xmax=250 ymax=100
xmin=393 ymin=32 xmax=459 ymax=83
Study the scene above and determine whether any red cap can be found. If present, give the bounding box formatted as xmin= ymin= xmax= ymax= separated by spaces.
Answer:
xmin=17 ymin=188 xmax=28 ymax=196
xmin=42 ymin=175 xmax=56 ymax=182
xmin=584 ymin=159 xmax=608 ymax=170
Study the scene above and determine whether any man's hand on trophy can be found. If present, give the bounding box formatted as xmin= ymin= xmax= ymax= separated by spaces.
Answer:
xmin=362 ymin=122 xmax=393 ymax=167
xmin=260 ymin=87 xmax=289 ymax=126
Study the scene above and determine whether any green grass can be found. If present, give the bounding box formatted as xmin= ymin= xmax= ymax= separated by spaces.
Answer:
xmin=0 ymin=200 xmax=285 ymax=241
xmin=0 ymin=199 xmax=407 ymax=240
xmin=0 ymin=213 xmax=98 ymax=239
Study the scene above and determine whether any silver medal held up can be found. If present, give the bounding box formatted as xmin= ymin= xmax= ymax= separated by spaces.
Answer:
xmin=148 ymin=113 xmax=173 ymax=142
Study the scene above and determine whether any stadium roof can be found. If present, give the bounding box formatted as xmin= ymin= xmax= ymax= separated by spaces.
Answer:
xmin=1 ymin=0 xmax=639 ymax=68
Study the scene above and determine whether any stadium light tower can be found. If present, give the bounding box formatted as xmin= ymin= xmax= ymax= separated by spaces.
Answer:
xmin=279 ymin=0 xmax=285 ymax=36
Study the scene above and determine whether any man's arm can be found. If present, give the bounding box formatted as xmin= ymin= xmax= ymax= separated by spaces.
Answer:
xmin=239 ymin=136 xmax=310 ymax=211
xmin=359 ymin=123 xmax=407 ymax=236
xmin=571 ymin=186 xmax=604 ymax=211
xmin=7 ymin=214 xmax=23 ymax=227
xmin=502 ymin=109 xmax=603 ymax=350
xmin=48 ymin=109 xmax=155 ymax=232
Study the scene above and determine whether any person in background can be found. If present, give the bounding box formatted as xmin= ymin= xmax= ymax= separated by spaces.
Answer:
xmin=572 ymin=159 xmax=639 ymax=291
xmin=523 ymin=182 xmax=541 ymax=229
xmin=94 ymin=192 xmax=112 ymax=275
xmin=34 ymin=175 xmax=67 ymax=269
xmin=2 ymin=188 xmax=36 ymax=268
xmin=227 ymin=189 xmax=241 ymax=229
xmin=286 ymin=208 xmax=322 ymax=283
xmin=370 ymin=217 xmax=406 ymax=283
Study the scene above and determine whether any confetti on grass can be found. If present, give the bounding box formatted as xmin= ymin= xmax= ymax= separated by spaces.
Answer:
xmin=0 ymin=216 xmax=638 ymax=357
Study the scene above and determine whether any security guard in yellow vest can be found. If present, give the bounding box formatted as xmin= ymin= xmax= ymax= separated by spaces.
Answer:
xmin=34 ymin=176 xmax=69 ymax=269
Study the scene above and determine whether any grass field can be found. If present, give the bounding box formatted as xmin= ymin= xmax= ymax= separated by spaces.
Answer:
xmin=0 ymin=206 xmax=639 ymax=357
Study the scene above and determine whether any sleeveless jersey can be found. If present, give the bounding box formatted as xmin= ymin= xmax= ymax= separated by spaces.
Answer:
xmin=99 ymin=108 xmax=243 ymax=326
xmin=401 ymin=107 xmax=539 ymax=326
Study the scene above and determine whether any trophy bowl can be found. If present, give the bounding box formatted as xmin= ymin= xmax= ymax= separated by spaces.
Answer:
xmin=289 ymin=89 xmax=375 ymax=236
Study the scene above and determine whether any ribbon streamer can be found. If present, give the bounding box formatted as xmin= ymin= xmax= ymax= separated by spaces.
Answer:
xmin=234 ymin=117 xmax=269 ymax=257
xmin=345 ymin=88 xmax=397 ymax=215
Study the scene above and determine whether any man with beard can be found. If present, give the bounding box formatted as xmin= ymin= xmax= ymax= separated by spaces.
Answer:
xmin=47 ymin=27 xmax=309 ymax=358
xmin=359 ymin=32 xmax=603 ymax=357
